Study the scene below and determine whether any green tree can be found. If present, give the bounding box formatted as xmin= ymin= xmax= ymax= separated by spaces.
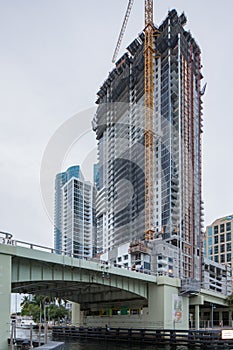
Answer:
xmin=20 ymin=294 xmax=69 ymax=324
xmin=21 ymin=303 xmax=41 ymax=323
xmin=20 ymin=295 xmax=31 ymax=309
xmin=226 ymin=293 xmax=233 ymax=307
xmin=48 ymin=304 xmax=68 ymax=323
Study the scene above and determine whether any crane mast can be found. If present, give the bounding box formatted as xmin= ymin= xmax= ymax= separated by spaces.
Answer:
xmin=144 ymin=0 xmax=157 ymax=240
xmin=112 ymin=0 xmax=159 ymax=241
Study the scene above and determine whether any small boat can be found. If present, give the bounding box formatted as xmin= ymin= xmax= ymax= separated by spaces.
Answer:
xmin=16 ymin=316 xmax=37 ymax=329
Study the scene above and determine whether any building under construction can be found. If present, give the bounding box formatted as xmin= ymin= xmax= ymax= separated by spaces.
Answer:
xmin=92 ymin=9 xmax=204 ymax=281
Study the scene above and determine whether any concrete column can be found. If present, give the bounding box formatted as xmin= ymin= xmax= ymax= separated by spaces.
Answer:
xmin=144 ymin=277 xmax=189 ymax=330
xmin=72 ymin=302 xmax=80 ymax=326
xmin=229 ymin=310 xmax=232 ymax=327
xmin=195 ymin=304 xmax=200 ymax=330
xmin=0 ymin=254 xmax=11 ymax=350
xmin=219 ymin=310 xmax=223 ymax=327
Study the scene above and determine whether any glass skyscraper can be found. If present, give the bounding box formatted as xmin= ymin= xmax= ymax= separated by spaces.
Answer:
xmin=54 ymin=165 xmax=96 ymax=259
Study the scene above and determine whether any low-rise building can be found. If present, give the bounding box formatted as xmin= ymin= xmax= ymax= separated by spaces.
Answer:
xmin=204 ymin=214 xmax=233 ymax=265
xmin=202 ymin=257 xmax=231 ymax=295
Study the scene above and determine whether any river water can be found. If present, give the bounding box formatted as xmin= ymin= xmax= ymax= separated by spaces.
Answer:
xmin=62 ymin=340 xmax=174 ymax=349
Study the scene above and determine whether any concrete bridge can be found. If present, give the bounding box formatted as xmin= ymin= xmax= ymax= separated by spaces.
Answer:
xmin=0 ymin=233 xmax=229 ymax=350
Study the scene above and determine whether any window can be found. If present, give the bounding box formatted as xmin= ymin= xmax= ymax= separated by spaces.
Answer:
xmin=227 ymin=253 xmax=231 ymax=262
xmin=203 ymin=240 xmax=207 ymax=254
xmin=208 ymin=227 xmax=212 ymax=236
xmin=220 ymin=224 xmax=225 ymax=233
xmin=214 ymin=236 xmax=218 ymax=244
xmin=226 ymin=232 xmax=231 ymax=241
xmin=226 ymin=222 xmax=231 ymax=231
xmin=227 ymin=243 xmax=231 ymax=251
xmin=220 ymin=244 xmax=225 ymax=253
xmin=208 ymin=237 xmax=212 ymax=245
xmin=214 ymin=256 xmax=219 ymax=263
xmin=144 ymin=262 xmax=150 ymax=270
xmin=221 ymin=254 xmax=225 ymax=263
xmin=214 ymin=246 xmax=218 ymax=254
xmin=214 ymin=225 xmax=218 ymax=234
xmin=220 ymin=234 xmax=225 ymax=243
xmin=124 ymin=254 xmax=128 ymax=260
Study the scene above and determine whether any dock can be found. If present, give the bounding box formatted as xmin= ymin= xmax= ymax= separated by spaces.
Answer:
xmin=52 ymin=326 xmax=233 ymax=349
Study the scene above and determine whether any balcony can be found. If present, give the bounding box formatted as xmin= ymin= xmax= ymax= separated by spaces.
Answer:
xmin=157 ymin=258 xmax=167 ymax=266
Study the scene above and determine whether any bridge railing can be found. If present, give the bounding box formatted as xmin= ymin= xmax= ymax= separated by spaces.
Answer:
xmin=0 ymin=230 xmax=173 ymax=279
xmin=0 ymin=230 xmax=67 ymax=254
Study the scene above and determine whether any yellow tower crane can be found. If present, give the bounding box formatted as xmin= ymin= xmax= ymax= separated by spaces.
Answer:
xmin=144 ymin=0 xmax=160 ymax=240
xmin=112 ymin=0 xmax=160 ymax=241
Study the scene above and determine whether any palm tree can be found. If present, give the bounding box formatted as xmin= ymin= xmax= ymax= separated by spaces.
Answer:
xmin=20 ymin=295 xmax=31 ymax=309
xmin=32 ymin=295 xmax=55 ymax=322
xmin=20 ymin=294 xmax=68 ymax=324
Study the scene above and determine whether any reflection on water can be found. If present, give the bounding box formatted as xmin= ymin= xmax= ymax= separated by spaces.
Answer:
xmin=62 ymin=340 xmax=162 ymax=350
xmin=62 ymin=340 xmax=187 ymax=350
xmin=16 ymin=329 xmax=33 ymax=338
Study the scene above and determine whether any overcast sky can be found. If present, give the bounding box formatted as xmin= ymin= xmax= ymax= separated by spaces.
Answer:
xmin=0 ymin=0 xmax=232 ymax=247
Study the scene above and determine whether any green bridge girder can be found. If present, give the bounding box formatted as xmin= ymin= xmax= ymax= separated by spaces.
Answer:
xmin=2 ymin=243 xmax=155 ymax=304
xmin=0 ymin=242 xmax=157 ymax=350
xmin=0 ymin=240 xmax=229 ymax=350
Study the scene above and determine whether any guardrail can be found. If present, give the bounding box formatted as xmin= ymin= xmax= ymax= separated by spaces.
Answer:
xmin=0 ymin=230 xmax=67 ymax=255
xmin=0 ymin=230 xmax=170 ymax=278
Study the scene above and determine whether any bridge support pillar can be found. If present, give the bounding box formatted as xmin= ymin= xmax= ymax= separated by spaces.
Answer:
xmin=0 ymin=254 xmax=11 ymax=350
xmin=229 ymin=310 xmax=232 ymax=327
xmin=145 ymin=276 xmax=189 ymax=329
xmin=219 ymin=310 xmax=223 ymax=326
xmin=195 ymin=304 xmax=200 ymax=330
xmin=72 ymin=302 xmax=80 ymax=326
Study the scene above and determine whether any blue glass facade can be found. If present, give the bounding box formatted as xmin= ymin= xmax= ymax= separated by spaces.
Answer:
xmin=93 ymin=164 xmax=99 ymax=189
xmin=54 ymin=165 xmax=83 ymax=252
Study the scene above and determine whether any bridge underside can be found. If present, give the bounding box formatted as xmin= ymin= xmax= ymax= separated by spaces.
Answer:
xmin=11 ymin=253 xmax=149 ymax=309
xmin=12 ymin=281 xmax=147 ymax=309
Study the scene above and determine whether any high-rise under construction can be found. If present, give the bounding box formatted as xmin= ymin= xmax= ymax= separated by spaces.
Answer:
xmin=92 ymin=9 xmax=204 ymax=280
